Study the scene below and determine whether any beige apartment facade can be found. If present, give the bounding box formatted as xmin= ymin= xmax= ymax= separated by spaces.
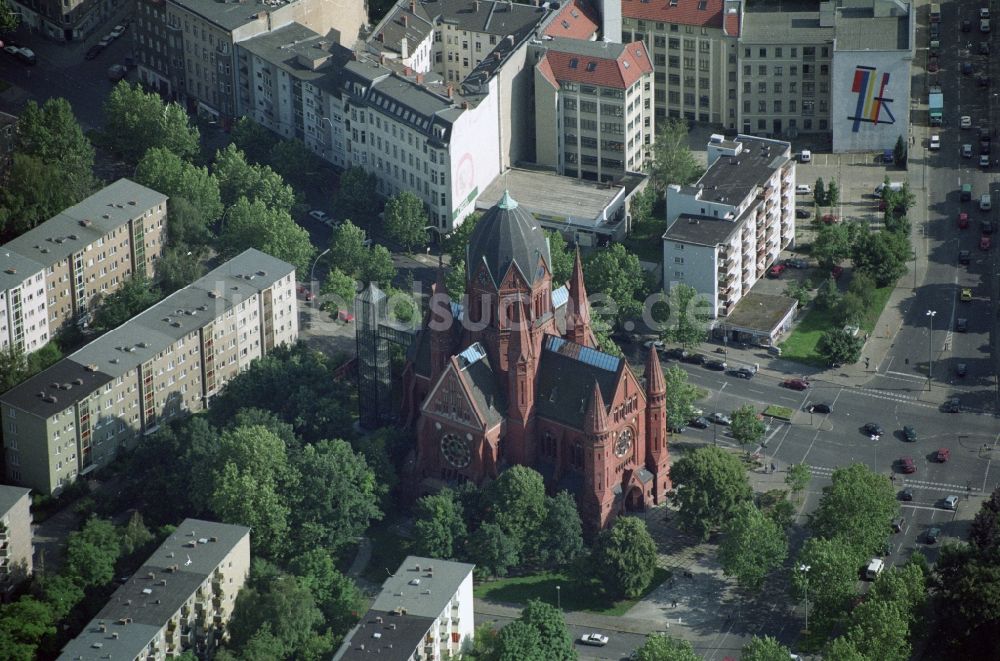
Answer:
xmin=0 ymin=486 xmax=33 ymax=601
xmin=58 ymin=519 xmax=250 ymax=660
xmin=0 ymin=179 xmax=167 ymax=355
xmin=1 ymin=249 xmax=298 ymax=495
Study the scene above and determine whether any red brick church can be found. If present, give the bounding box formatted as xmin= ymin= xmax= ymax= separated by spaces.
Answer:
xmin=400 ymin=191 xmax=670 ymax=531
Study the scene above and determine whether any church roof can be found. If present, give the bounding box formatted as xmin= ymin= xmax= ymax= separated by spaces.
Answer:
xmin=535 ymin=335 xmax=622 ymax=430
xmin=455 ymin=343 xmax=506 ymax=428
xmin=467 ymin=190 xmax=552 ymax=287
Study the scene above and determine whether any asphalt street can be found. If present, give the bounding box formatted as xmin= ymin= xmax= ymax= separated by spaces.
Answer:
xmin=475 ymin=613 xmax=647 ymax=661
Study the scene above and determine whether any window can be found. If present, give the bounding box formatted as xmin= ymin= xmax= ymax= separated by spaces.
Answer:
xmin=775 ymin=47 xmax=782 ymax=57
xmin=757 ymin=65 xmax=766 ymax=75
xmin=758 ymin=100 xmax=766 ymax=112
xmin=744 ymin=47 xmax=750 ymax=57
xmin=774 ymin=100 xmax=782 ymax=113
xmin=757 ymin=82 xmax=766 ymax=94
xmin=759 ymin=47 xmax=766 ymax=57
xmin=743 ymin=64 xmax=750 ymax=76
xmin=774 ymin=65 xmax=782 ymax=76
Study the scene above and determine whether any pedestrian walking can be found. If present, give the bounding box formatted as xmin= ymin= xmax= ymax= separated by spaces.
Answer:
xmin=671 ymin=599 xmax=678 ymax=608
xmin=770 ymin=462 xmax=776 ymax=473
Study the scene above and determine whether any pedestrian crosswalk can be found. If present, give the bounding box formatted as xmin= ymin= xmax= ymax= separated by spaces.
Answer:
xmin=805 ymin=464 xmax=977 ymax=494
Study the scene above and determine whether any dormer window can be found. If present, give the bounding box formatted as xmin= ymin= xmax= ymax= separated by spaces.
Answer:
xmin=569 ymin=58 xmax=579 ymax=68
xmin=586 ymin=62 xmax=596 ymax=72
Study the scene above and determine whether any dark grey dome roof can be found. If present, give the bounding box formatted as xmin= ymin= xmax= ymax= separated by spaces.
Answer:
xmin=466 ymin=191 xmax=551 ymax=287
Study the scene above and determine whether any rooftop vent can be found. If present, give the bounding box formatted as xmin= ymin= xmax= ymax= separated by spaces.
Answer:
xmin=142 ymin=588 xmax=153 ymax=595
xmin=61 ymin=383 xmax=72 ymax=390
xmin=409 ymin=578 xmax=421 ymax=586
xmin=373 ymin=632 xmax=382 ymax=639
xmin=3 ymin=268 xmax=14 ymax=275
xmin=78 ymin=219 xmax=92 ymax=227
xmin=198 ymin=537 xmax=209 ymax=544
xmin=128 ymin=200 xmax=136 ymax=205
xmin=112 ymin=632 xmax=119 ymax=639
xmin=102 ymin=214 xmax=110 ymax=219
xmin=43 ymin=395 xmax=57 ymax=403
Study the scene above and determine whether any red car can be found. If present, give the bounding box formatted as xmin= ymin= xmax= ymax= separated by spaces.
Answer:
xmin=821 ymin=214 xmax=839 ymax=224
xmin=783 ymin=379 xmax=810 ymax=391
xmin=935 ymin=448 xmax=951 ymax=462
xmin=768 ymin=264 xmax=787 ymax=278
xmin=831 ymin=265 xmax=844 ymax=279
xmin=958 ymin=212 xmax=969 ymax=229
xmin=899 ymin=456 xmax=916 ymax=474
xmin=295 ymin=284 xmax=315 ymax=301
xmin=982 ymin=234 xmax=992 ymax=250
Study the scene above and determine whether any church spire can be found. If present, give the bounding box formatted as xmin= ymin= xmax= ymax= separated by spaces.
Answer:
xmin=565 ymin=247 xmax=594 ymax=347
xmin=645 ymin=345 xmax=666 ymax=396
xmin=428 ymin=266 xmax=453 ymax=382
xmin=583 ymin=380 xmax=609 ymax=433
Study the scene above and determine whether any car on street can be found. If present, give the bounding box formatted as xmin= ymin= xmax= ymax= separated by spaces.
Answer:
xmin=899 ymin=489 xmax=914 ymax=501
xmin=308 ymin=209 xmax=332 ymax=224
xmin=903 ymin=426 xmax=918 ymax=442
xmin=983 ymin=220 xmax=994 ymax=234
xmin=944 ymin=397 xmax=961 ymax=413
xmin=682 ymin=353 xmax=706 ymax=366
xmin=98 ymin=35 xmax=114 ymax=47
xmin=925 ymin=527 xmax=941 ymax=544
xmin=295 ymin=284 xmax=315 ymax=301
xmin=981 ymin=235 xmax=992 ymax=250
xmin=957 ymin=363 xmax=968 ymax=377
xmin=643 ymin=339 xmax=665 ymax=350
xmin=85 ymin=44 xmax=104 ymax=59
xmin=962 ymin=19 xmax=972 ymax=32
xmin=961 ymin=288 xmax=973 ymax=302
xmin=927 ymin=57 xmax=939 ymax=73
xmin=795 ymin=208 xmax=811 ymax=219
xmin=808 ymin=403 xmax=832 ymax=414
xmin=705 ymin=359 xmax=726 ymax=371
xmin=958 ymin=212 xmax=969 ymax=228
xmin=961 ymin=115 xmax=973 ymax=129
xmin=931 ymin=21 xmax=941 ymax=38
xmin=110 ymin=24 xmax=127 ymax=38
xmin=799 ymin=150 xmax=812 ymax=163
xmin=785 ymin=258 xmax=809 ymax=269
xmin=767 ymin=264 xmax=786 ymax=278
xmin=783 ymin=379 xmax=810 ymax=391
xmin=796 ymin=184 xmax=812 ymax=194
xmin=579 ymin=633 xmax=609 ymax=647
xmin=731 ymin=367 xmax=755 ymax=379
xmin=957 ymin=317 xmax=969 ymax=332
xmin=689 ymin=416 xmax=709 ymax=429
xmin=891 ymin=517 xmax=905 ymax=533
xmin=107 ymin=64 xmax=127 ymax=82
xmin=962 ymin=61 xmax=975 ymax=75
xmin=981 ymin=41 xmax=991 ymax=55
xmin=982 ymin=18 xmax=991 ymax=32
xmin=981 ymin=154 xmax=991 ymax=168
xmin=665 ymin=348 xmax=687 ymax=361
xmin=898 ymin=456 xmax=916 ymax=474
xmin=929 ymin=135 xmax=940 ymax=150
xmin=978 ymin=74 xmax=991 ymax=87
xmin=863 ymin=422 xmax=884 ymax=436
xmin=959 ymin=250 xmax=971 ymax=264
xmin=934 ymin=448 xmax=951 ymax=463
xmin=709 ymin=412 xmax=732 ymax=425
xmin=983 ymin=7 xmax=992 ymax=19
xmin=943 ymin=495 xmax=960 ymax=510
xmin=962 ymin=143 xmax=973 ymax=158
xmin=3 ymin=45 xmax=36 ymax=64
xmin=982 ymin=193 xmax=993 ymax=211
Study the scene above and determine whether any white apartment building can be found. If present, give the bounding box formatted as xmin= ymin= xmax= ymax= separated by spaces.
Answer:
xmin=532 ymin=37 xmax=655 ymax=182
xmin=0 ymin=486 xmax=32 ymax=600
xmin=1 ymin=249 xmax=298 ymax=495
xmin=662 ymin=134 xmax=795 ymax=319
xmin=0 ymin=179 xmax=167 ymax=355
xmin=58 ymin=519 xmax=250 ymax=660
xmin=333 ymin=556 xmax=475 ymax=661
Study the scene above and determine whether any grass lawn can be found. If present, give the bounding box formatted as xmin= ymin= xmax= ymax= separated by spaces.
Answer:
xmin=763 ymin=405 xmax=794 ymax=420
xmin=779 ymin=285 xmax=892 ymax=365
xmin=474 ymin=566 xmax=670 ymax=617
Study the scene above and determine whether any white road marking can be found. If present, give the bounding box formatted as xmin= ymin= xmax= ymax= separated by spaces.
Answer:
xmin=886 ymin=370 xmax=926 ymax=382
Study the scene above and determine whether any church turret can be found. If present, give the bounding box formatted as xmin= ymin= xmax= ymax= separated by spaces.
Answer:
xmin=565 ymin=247 xmax=595 ymax=347
xmin=644 ymin=346 xmax=671 ymax=502
xmin=583 ymin=380 xmax=613 ymax=532
xmin=505 ymin=298 xmax=536 ymax=465
xmin=428 ymin=268 xmax=454 ymax=383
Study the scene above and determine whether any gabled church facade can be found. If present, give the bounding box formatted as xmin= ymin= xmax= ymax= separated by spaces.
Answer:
xmin=400 ymin=192 xmax=671 ymax=531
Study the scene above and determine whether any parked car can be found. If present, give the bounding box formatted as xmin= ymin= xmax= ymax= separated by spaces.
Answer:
xmin=963 ymin=19 xmax=973 ymax=32
xmin=982 ymin=154 xmax=992 ymax=168
xmin=956 ymin=363 xmax=968 ymax=377
xmin=962 ymin=144 xmax=973 ymax=158
xmin=85 ymin=44 xmax=104 ymax=60
xmin=689 ymin=416 xmax=710 ymax=429
xmin=898 ymin=456 xmax=916 ymax=474
xmin=902 ymin=426 xmax=917 ymax=442
xmin=682 ymin=353 xmax=706 ymax=366
xmin=929 ymin=135 xmax=941 ymax=150
xmin=295 ymin=284 xmax=315 ymax=301
xmin=705 ymin=359 xmax=726 ymax=371
xmin=821 ymin=213 xmax=839 ymax=224
xmin=981 ymin=235 xmax=992 ymax=250
xmin=925 ymin=527 xmax=941 ymax=544
xmin=665 ymin=348 xmax=687 ymax=361
xmin=898 ymin=489 xmax=914 ymax=502
xmin=732 ymin=367 xmax=756 ymax=380
xmin=958 ymin=212 xmax=970 ymax=229
xmin=943 ymin=495 xmax=960 ymax=510
xmin=961 ymin=115 xmax=973 ymax=129
xmin=783 ymin=379 xmax=810 ymax=391
xmin=309 ymin=209 xmax=332 ymax=223
xmin=934 ymin=448 xmax=951 ymax=462
xmin=891 ymin=517 xmax=905 ymax=533
xmin=808 ymin=403 xmax=832 ymax=414
xmin=799 ymin=150 xmax=812 ymax=163
xmin=767 ymin=264 xmax=787 ymax=278
xmin=709 ymin=412 xmax=732 ymax=426
xmin=795 ymin=208 xmax=811 ymax=219
xmin=3 ymin=45 xmax=36 ymax=64
xmin=957 ymin=317 xmax=969 ymax=332
xmin=110 ymin=24 xmax=127 ymax=38
xmin=977 ymin=74 xmax=991 ymax=87
xmin=785 ymin=258 xmax=809 ymax=269
xmin=980 ymin=41 xmax=991 ymax=55
xmin=795 ymin=184 xmax=812 ymax=194
xmin=959 ymin=250 xmax=971 ymax=264
xmin=831 ymin=265 xmax=844 ymax=279
xmin=643 ymin=339 xmax=665 ymax=350
xmin=863 ymin=422 xmax=884 ymax=436
xmin=944 ymin=397 xmax=961 ymax=413
xmin=98 ymin=35 xmax=114 ymax=47
xmin=579 ymin=633 xmax=609 ymax=647
xmin=927 ymin=57 xmax=940 ymax=73
xmin=961 ymin=288 xmax=974 ymax=302
xmin=982 ymin=18 xmax=991 ymax=32
xmin=983 ymin=220 xmax=994 ymax=234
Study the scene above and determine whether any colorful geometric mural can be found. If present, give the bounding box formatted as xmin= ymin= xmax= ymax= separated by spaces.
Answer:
xmin=848 ymin=65 xmax=896 ymax=132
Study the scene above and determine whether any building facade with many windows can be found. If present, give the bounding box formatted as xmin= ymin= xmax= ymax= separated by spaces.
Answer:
xmin=0 ymin=179 xmax=167 ymax=355
xmin=1 ymin=249 xmax=298 ymax=495
xmin=0 ymin=486 xmax=32 ymax=601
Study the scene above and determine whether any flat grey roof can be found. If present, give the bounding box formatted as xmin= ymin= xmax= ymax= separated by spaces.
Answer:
xmin=0 ymin=358 xmax=113 ymax=419
xmin=169 ymin=0 xmax=290 ymax=31
xmin=371 ymin=556 xmax=474 ymax=619
xmin=333 ymin=610 xmax=436 ymax=661
xmin=58 ymin=519 xmax=249 ymax=661
xmin=238 ymin=23 xmax=351 ymax=89
xmin=0 ymin=485 xmax=30 ymax=516
xmin=698 ymin=135 xmax=789 ymax=205
xmin=664 ymin=214 xmax=739 ymax=247
xmin=430 ymin=0 xmax=549 ymax=38
xmin=476 ymin=168 xmax=624 ymax=230
xmin=725 ymin=292 xmax=797 ymax=332
xmin=835 ymin=10 xmax=909 ymax=51
xmin=740 ymin=10 xmax=832 ymax=45
xmin=2 ymin=179 xmax=166 ymax=283
xmin=0 ymin=250 xmax=47 ymax=294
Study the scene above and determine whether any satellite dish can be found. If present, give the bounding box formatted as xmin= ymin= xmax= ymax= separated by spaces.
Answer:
xmin=185 ymin=555 xmax=192 ymax=566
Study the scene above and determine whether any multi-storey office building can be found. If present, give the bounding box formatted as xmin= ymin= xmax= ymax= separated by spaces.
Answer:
xmin=0 ymin=179 xmax=167 ymax=355
xmin=8 ymin=0 xmax=117 ymax=42
xmin=58 ymin=519 xmax=250 ymax=660
xmin=533 ymin=37 xmax=654 ymax=182
xmin=333 ymin=556 xmax=475 ymax=661
xmin=0 ymin=486 xmax=32 ymax=601
xmin=0 ymin=249 xmax=298 ymax=495
xmin=662 ymin=134 xmax=795 ymax=319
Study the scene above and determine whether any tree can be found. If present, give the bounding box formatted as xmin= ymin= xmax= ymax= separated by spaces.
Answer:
xmin=793 ymin=537 xmax=862 ymax=627
xmin=119 ymin=511 xmax=155 ymax=557
xmin=970 ymin=486 xmax=1000 ymax=552
xmin=468 ymin=522 xmax=519 ymax=578
xmin=663 ymin=366 xmax=700 ymax=431
xmin=287 ymin=549 xmax=362 ymax=633
xmin=213 ymin=144 xmax=297 ymax=212
xmin=231 ymin=117 xmax=281 ymax=164
xmin=811 ymin=223 xmax=852 ymax=270
xmin=814 ymin=278 xmax=841 ymax=311
xmin=661 ymin=284 xmax=710 ymax=350
xmin=443 ymin=212 xmax=482 ymax=263
xmin=931 ymin=543 xmax=1000 ymax=654
xmin=632 ymin=634 xmax=700 ymax=661
xmin=91 ymin=275 xmax=161 ymax=332
xmin=228 ymin=570 xmax=328 ymax=658
xmin=814 ymin=178 xmax=826 ymax=207
xmin=668 ymin=446 xmax=752 ymax=540
xmin=103 ymin=82 xmax=200 ymax=162
xmin=156 ymin=245 xmax=207 ymax=294
xmin=412 ymin=489 xmax=468 ymax=559
xmin=826 ymin=180 xmax=840 ymax=208
xmin=809 ymin=463 xmax=898 ymax=560
xmin=718 ymin=503 xmax=787 ymax=591
xmin=0 ymin=597 xmax=56 ymax=661
xmin=630 ymin=185 xmax=658 ymax=230
xmin=0 ymin=3 xmax=20 ymax=31
xmin=135 ymin=147 xmax=223 ymax=232
xmin=0 ymin=154 xmax=92 ymax=238
xmin=825 ymin=637 xmax=868 ymax=661
xmin=893 ymin=134 xmax=908 ymax=166
xmin=852 ymin=230 xmax=909 ymax=287
xmin=784 ymin=280 xmax=812 ymax=309
xmin=493 ymin=620 xmax=545 ymax=661
xmin=361 ymin=245 xmax=397 ymax=289
xmin=593 ymin=516 xmax=657 ymax=598
xmin=545 ymin=230 xmax=575 ymax=285
xmin=329 ymin=220 xmax=371 ymax=279
xmin=445 ymin=259 xmax=466 ymax=299
xmin=817 ymin=329 xmax=863 ymax=366
xmin=0 ymin=344 xmax=29 ymax=394
xmin=64 ymin=518 xmax=122 ymax=588
xmin=321 ymin=267 xmax=357 ymax=313
xmin=584 ymin=243 xmax=646 ymax=326
xmin=218 ymin=197 xmax=315 ymax=278
xmin=520 ymin=599 xmax=575 ymax=661
xmin=650 ymin=118 xmax=703 ymax=189
xmin=741 ymin=636 xmax=792 ymax=661
xmin=36 ymin=573 xmax=84 ymax=621
xmin=334 ymin=167 xmax=381 ymax=221
xmin=166 ymin=197 xmax=213 ymax=247
xmin=268 ymin=138 xmax=325 ymax=190
xmin=786 ymin=464 xmax=811 ymax=494
xmin=836 ymin=291 xmax=866 ymax=326
xmin=842 ymin=598 xmax=911 ymax=661
xmin=730 ymin=404 xmax=766 ymax=446
xmin=535 ymin=491 xmax=584 ymax=566
xmin=384 ymin=191 xmax=429 ymax=252
xmin=485 ymin=466 xmax=547 ymax=558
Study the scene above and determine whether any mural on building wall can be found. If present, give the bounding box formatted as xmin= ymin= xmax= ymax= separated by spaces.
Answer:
xmin=848 ymin=65 xmax=896 ymax=132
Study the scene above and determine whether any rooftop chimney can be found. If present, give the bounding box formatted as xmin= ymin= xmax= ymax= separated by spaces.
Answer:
xmin=409 ymin=0 xmax=416 ymax=10
xmin=402 ymin=14 xmax=409 ymax=27
xmin=404 ymin=65 xmax=413 ymax=76
xmin=446 ymin=84 xmax=454 ymax=98
xmin=401 ymin=36 xmax=409 ymax=58
xmin=416 ymin=72 xmax=424 ymax=83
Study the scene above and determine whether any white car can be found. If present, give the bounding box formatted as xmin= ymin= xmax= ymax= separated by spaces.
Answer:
xmin=943 ymin=495 xmax=959 ymax=510
xmin=983 ymin=8 xmax=991 ymax=19
xmin=961 ymin=116 xmax=973 ymax=129
xmin=929 ymin=135 xmax=941 ymax=150
xmin=981 ymin=154 xmax=991 ymax=168
xmin=98 ymin=35 xmax=114 ymax=47
xmin=982 ymin=18 xmax=991 ymax=33
xmin=110 ymin=24 xmax=126 ymax=38
xmin=799 ymin=150 xmax=812 ymax=163
xmin=308 ymin=209 xmax=332 ymax=224
xmin=963 ymin=144 xmax=973 ymax=158
xmin=643 ymin=339 xmax=665 ymax=349
xmin=796 ymin=184 xmax=812 ymax=194
xmin=579 ymin=633 xmax=609 ymax=647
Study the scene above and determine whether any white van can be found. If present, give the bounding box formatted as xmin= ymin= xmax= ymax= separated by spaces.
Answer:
xmin=865 ymin=558 xmax=885 ymax=580
xmin=981 ymin=194 xmax=992 ymax=211
xmin=874 ymin=182 xmax=904 ymax=198
xmin=799 ymin=150 xmax=812 ymax=163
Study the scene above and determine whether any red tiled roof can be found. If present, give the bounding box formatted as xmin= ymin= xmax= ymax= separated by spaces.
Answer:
xmin=723 ymin=6 xmax=740 ymax=36
xmin=536 ymin=56 xmax=559 ymax=89
xmin=621 ymin=0 xmax=724 ymax=28
xmin=543 ymin=41 xmax=653 ymax=89
xmin=544 ymin=0 xmax=600 ymax=40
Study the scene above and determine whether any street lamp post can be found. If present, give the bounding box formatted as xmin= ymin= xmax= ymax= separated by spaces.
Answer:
xmin=799 ymin=564 xmax=811 ymax=632
xmin=310 ymin=248 xmax=331 ymax=285
xmin=424 ymin=225 xmax=448 ymax=268
xmin=556 ymin=585 xmax=561 ymax=610
xmin=926 ymin=309 xmax=937 ymax=390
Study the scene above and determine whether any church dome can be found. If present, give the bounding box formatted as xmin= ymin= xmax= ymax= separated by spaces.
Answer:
xmin=466 ymin=190 xmax=552 ymax=287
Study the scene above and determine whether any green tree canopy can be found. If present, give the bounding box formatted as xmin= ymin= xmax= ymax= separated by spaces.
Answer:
xmin=534 ymin=491 xmax=584 ymax=566
xmin=213 ymin=144 xmax=297 ymax=211
xmin=0 ymin=597 xmax=56 ymax=661
xmin=362 ymin=245 xmax=397 ymax=290
xmin=442 ymin=212 xmax=482 ymax=263
xmin=520 ymin=599 xmax=575 ymax=661
xmin=650 ymin=118 xmax=703 ymax=190
xmin=92 ymin=275 xmax=161 ymax=333
xmin=793 ymin=536 xmax=860 ymax=628
xmin=730 ymin=404 xmax=766 ymax=445
xmin=156 ymin=245 xmax=207 ymax=294
xmin=817 ymin=329 xmax=863 ymax=366
xmin=412 ymin=488 xmax=467 ymax=559
xmin=741 ymin=635 xmax=792 ymax=661
xmin=583 ymin=243 xmax=647 ymax=327
xmin=545 ymin=230 xmax=575 ymax=285
xmin=494 ymin=620 xmax=545 ymax=661
xmin=231 ymin=117 xmax=281 ymax=164
xmin=334 ymin=167 xmax=381 ymax=221
xmin=468 ymin=522 xmax=519 ymax=578
xmin=218 ymin=197 xmax=315 ymax=278
xmin=632 ymin=634 xmax=700 ymax=661
xmin=661 ymin=284 xmax=710 ymax=350
xmin=384 ymin=191 xmax=429 ymax=252
xmin=593 ymin=516 xmax=658 ymax=598
xmin=0 ymin=154 xmax=93 ymax=238
xmin=227 ymin=569 xmax=329 ymax=658
xmin=485 ymin=466 xmax=547 ymax=559
xmin=718 ymin=503 xmax=788 ymax=591
xmin=103 ymin=82 xmax=200 ymax=162
xmin=664 ymin=365 xmax=701 ymax=431
xmin=286 ymin=549 xmax=362 ymax=633
xmin=135 ymin=147 xmax=223 ymax=233
xmin=64 ymin=518 xmax=122 ymax=588
xmin=329 ymin=220 xmax=371 ymax=279
xmin=841 ymin=598 xmax=911 ymax=661
xmin=321 ymin=267 xmax=358 ymax=312
xmin=669 ymin=446 xmax=752 ymax=540
xmin=786 ymin=464 xmax=811 ymax=494
xmin=809 ymin=463 xmax=898 ymax=561
xmin=811 ymin=222 xmax=853 ymax=269
xmin=852 ymin=230 xmax=910 ymax=287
